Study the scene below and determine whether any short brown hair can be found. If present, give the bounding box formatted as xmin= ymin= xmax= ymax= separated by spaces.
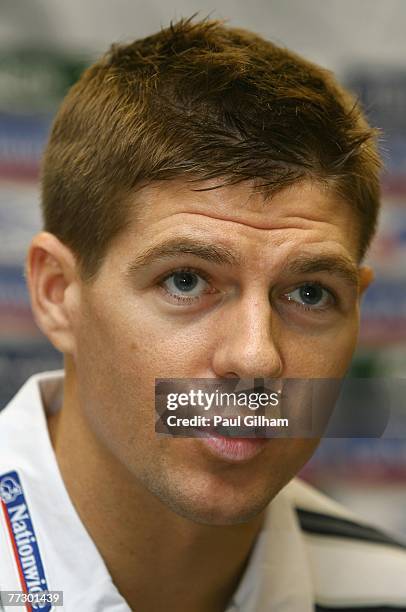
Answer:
xmin=41 ymin=15 xmax=381 ymax=281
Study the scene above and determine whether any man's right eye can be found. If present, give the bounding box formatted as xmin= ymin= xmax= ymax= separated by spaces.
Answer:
xmin=160 ymin=268 xmax=215 ymax=303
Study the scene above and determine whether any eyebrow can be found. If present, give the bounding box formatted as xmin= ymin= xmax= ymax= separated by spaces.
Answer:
xmin=285 ymin=254 xmax=360 ymax=288
xmin=126 ymin=237 xmax=241 ymax=274
xmin=125 ymin=237 xmax=360 ymax=288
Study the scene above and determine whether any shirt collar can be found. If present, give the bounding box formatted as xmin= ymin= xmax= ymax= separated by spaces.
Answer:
xmin=226 ymin=478 xmax=314 ymax=611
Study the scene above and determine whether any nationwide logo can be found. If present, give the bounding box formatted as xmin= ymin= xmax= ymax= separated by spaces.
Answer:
xmin=0 ymin=475 xmax=22 ymax=503
xmin=0 ymin=470 xmax=51 ymax=611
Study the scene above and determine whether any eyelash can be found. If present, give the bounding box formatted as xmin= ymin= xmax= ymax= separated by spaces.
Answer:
xmin=158 ymin=267 xmax=214 ymax=304
xmin=158 ymin=267 xmax=337 ymax=311
xmin=283 ymin=282 xmax=337 ymax=313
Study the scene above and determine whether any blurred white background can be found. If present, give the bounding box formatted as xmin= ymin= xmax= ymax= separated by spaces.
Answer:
xmin=1 ymin=0 xmax=406 ymax=73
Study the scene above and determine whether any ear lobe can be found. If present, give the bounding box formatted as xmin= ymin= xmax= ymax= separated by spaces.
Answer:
xmin=25 ymin=231 xmax=80 ymax=355
xmin=358 ymin=265 xmax=374 ymax=297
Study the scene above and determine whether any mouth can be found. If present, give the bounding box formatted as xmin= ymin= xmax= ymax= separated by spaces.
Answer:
xmin=197 ymin=426 xmax=269 ymax=463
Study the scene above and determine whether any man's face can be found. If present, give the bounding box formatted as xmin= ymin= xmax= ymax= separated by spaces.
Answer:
xmin=69 ymin=179 xmax=371 ymax=525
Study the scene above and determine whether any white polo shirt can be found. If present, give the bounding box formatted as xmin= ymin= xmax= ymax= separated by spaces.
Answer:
xmin=1 ymin=371 xmax=406 ymax=612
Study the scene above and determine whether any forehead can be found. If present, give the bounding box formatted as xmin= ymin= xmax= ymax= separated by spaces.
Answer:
xmin=122 ymin=178 xmax=359 ymax=262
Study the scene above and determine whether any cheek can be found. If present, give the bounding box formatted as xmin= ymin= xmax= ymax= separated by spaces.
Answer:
xmin=73 ymin=293 xmax=211 ymax=453
xmin=246 ymin=438 xmax=321 ymax=500
xmin=72 ymin=304 xmax=157 ymax=467
xmin=119 ymin=306 xmax=216 ymax=377
xmin=283 ymin=317 xmax=359 ymax=377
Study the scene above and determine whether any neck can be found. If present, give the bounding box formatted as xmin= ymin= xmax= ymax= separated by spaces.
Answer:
xmin=47 ymin=371 xmax=266 ymax=612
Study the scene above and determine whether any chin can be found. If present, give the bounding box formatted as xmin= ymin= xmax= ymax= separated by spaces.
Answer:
xmin=192 ymin=503 xmax=269 ymax=526
xmin=153 ymin=476 xmax=274 ymax=526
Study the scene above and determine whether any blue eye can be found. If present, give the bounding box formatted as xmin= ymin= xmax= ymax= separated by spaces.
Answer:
xmin=285 ymin=283 xmax=334 ymax=310
xmin=162 ymin=270 xmax=210 ymax=299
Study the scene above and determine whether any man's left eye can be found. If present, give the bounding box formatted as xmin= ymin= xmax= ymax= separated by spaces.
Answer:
xmin=284 ymin=283 xmax=335 ymax=310
xmin=161 ymin=270 xmax=210 ymax=298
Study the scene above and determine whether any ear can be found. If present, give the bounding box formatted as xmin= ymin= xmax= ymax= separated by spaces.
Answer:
xmin=25 ymin=231 xmax=81 ymax=355
xmin=358 ymin=265 xmax=374 ymax=297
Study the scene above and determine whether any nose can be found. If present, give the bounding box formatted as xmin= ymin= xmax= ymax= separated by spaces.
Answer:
xmin=211 ymin=293 xmax=283 ymax=379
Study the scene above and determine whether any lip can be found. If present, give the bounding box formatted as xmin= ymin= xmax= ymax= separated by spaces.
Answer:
xmin=199 ymin=430 xmax=269 ymax=463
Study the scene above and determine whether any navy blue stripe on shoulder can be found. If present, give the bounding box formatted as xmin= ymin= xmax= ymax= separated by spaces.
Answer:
xmin=316 ymin=606 xmax=406 ymax=611
xmin=296 ymin=508 xmax=406 ymax=551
